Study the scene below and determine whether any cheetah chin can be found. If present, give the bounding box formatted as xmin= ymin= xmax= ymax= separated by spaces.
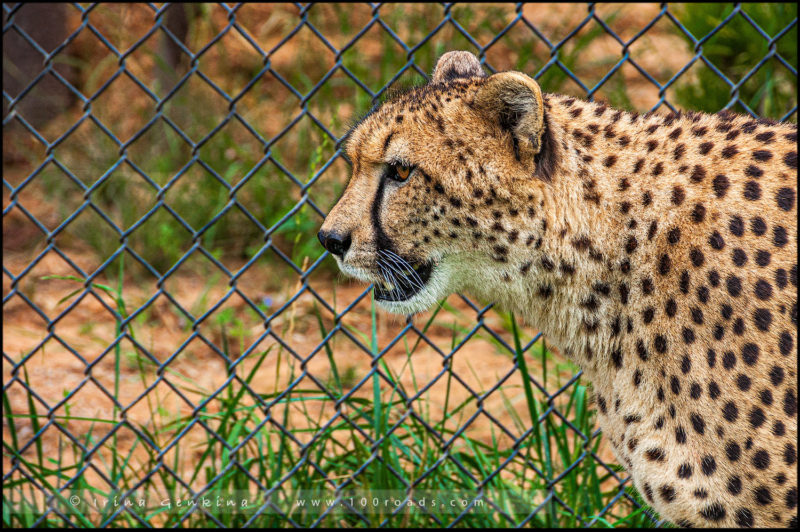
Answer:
xmin=339 ymin=253 xmax=454 ymax=315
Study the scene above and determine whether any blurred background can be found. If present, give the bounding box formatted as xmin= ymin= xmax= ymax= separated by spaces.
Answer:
xmin=3 ymin=3 xmax=797 ymax=528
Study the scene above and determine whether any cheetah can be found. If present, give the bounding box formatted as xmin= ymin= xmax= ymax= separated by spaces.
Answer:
xmin=318 ymin=51 xmax=798 ymax=527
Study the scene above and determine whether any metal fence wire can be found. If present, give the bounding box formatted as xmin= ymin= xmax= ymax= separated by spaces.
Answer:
xmin=2 ymin=2 xmax=797 ymax=528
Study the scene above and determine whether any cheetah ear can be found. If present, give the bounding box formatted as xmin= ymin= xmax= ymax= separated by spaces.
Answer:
xmin=431 ymin=51 xmax=486 ymax=83
xmin=475 ymin=71 xmax=546 ymax=166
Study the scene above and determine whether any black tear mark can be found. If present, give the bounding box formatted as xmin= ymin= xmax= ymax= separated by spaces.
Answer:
xmin=371 ymin=171 xmax=395 ymax=253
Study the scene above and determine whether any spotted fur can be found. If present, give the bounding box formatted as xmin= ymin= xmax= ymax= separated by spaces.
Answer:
xmin=319 ymin=51 xmax=798 ymax=528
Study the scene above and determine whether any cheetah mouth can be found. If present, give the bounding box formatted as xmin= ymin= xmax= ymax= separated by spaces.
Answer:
xmin=373 ymin=251 xmax=434 ymax=302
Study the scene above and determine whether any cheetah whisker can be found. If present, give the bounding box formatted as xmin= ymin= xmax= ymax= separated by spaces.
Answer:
xmin=379 ymin=253 xmax=426 ymax=292
xmin=380 ymin=249 xmax=427 ymax=289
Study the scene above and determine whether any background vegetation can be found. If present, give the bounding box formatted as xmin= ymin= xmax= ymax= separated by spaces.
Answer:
xmin=5 ymin=3 xmax=795 ymax=278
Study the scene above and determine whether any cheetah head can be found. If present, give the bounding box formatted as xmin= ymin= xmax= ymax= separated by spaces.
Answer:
xmin=319 ymin=51 xmax=555 ymax=314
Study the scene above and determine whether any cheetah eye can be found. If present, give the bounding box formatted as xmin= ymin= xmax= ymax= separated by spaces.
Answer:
xmin=388 ymin=163 xmax=414 ymax=182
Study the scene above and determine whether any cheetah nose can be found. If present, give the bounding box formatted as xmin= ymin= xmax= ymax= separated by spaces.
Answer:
xmin=318 ymin=229 xmax=351 ymax=258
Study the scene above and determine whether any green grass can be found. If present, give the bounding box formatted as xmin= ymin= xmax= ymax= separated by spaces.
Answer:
xmin=3 ymin=270 xmax=656 ymax=527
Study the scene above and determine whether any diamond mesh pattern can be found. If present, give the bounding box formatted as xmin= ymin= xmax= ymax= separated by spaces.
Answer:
xmin=3 ymin=2 xmax=796 ymax=527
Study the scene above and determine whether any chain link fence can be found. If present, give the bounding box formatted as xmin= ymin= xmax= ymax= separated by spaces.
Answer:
xmin=3 ymin=2 xmax=797 ymax=528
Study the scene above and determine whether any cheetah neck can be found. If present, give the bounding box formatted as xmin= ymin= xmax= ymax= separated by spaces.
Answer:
xmin=465 ymin=99 xmax=694 ymax=379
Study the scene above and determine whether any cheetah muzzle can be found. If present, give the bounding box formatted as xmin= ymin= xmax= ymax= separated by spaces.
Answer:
xmin=319 ymin=50 xmax=798 ymax=528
